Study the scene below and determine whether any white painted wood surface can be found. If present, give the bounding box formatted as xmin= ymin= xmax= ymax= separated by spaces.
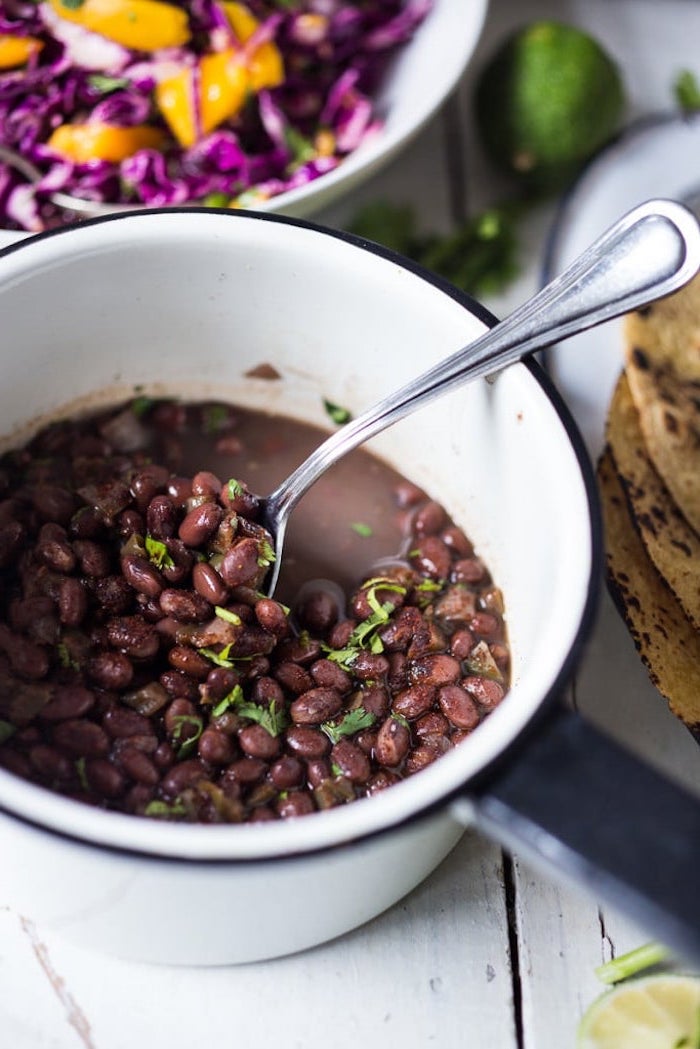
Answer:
xmin=2 ymin=2 xmax=700 ymax=1046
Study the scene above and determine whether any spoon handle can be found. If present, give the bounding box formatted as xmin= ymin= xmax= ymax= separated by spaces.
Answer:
xmin=266 ymin=198 xmax=700 ymax=524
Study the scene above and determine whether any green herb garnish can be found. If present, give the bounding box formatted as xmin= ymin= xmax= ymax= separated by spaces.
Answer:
xmin=324 ymin=581 xmax=404 ymax=667
xmin=144 ymin=534 xmax=175 ymax=570
xmin=323 ymin=399 xmax=352 ymax=425
xmin=131 ymin=395 xmax=153 ymax=417
xmin=226 ymin=478 xmax=244 ymax=500
xmin=88 ymin=74 xmax=130 ymax=94
xmin=236 ymin=699 xmax=288 ymax=738
xmin=391 ymin=711 xmax=410 ymax=729
xmin=348 ymin=200 xmax=523 ymax=298
xmin=144 ymin=799 xmax=188 ymax=819
xmin=56 ymin=642 xmax=79 ymax=670
xmin=202 ymin=191 xmax=231 ymax=208
xmin=331 ymin=762 xmax=344 ymax=778
xmin=674 ymin=70 xmax=700 ymax=113
xmin=285 ymin=125 xmax=316 ymax=165
xmin=60 ymin=0 xmax=86 ymax=9
xmin=351 ymin=522 xmax=373 ymax=537
xmin=202 ymin=404 xmax=230 ymax=433
xmin=75 ymin=757 xmax=89 ymax=792
xmin=171 ymin=714 xmax=204 ymax=758
xmin=214 ymin=606 xmax=242 ymax=626
xmin=211 ymin=684 xmax=244 ymax=718
xmin=0 ymin=720 xmax=16 ymax=744
xmin=321 ymin=706 xmax=377 ymax=744
xmin=257 ymin=539 xmax=276 ymax=568
xmin=200 ymin=644 xmax=236 ymax=668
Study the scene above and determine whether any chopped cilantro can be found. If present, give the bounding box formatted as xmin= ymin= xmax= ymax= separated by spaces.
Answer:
xmin=321 ymin=706 xmax=377 ymax=743
xmin=391 ymin=711 xmax=410 ymax=729
xmin=351 ymin=522 xmax=373 ymax=537
xmin=203 ymin=191 xmax=231 ymax=208
xmin=0 ymin=719 xmax=16 ymax=744
xmin=331 ymin=762 xmax=343 ymax=778
xmin=202 ymin=404 xmax=230 ymax=433
xmin=323 ymin=399 xmax=352 ymax=425
xmin=171 ymin=714 xmax=203 ymax=758
xmin=131 ymin=395 xmax=153 ymax=417
xmin=257 ymin=539 xmax=276 ymax=568
xmin=415 ymin=579 xmax=443 ymax=593
xmin=348 ymin=199 xmax=523 ymax=298
xmin=236 ymin=699 xmax=288 ymax=738
xmin=214 ymin=606 xmax=242 ymax=626
xmin=56 ymin=642 xmax=79 ymax=670
xmin=226 ymin=478 xmax=244 ymax=500
xmin=145 ymin=534 xmax=175 ymax=570
xmin=211 ymin=683 xmax=244 ymax=717
xmin=285 ymin=125 xmax=316 ymax=165
xmin=200 ymin=644 xmax=236 ymax=668
xmin=88 ymin=74 xmax=130 ymax=94
xmin=75 ymin=756 xmax=89 ymax=792
xmin=144 ymin=799 xmax=188 ymax=819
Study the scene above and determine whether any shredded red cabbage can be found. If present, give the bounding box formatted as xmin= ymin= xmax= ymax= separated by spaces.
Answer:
xmin=0 ymin=0 xmax=432 ymax=230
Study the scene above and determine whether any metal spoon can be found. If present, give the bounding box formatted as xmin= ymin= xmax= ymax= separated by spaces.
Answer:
xmin=260 ymin=198 xmax=700 ymax=595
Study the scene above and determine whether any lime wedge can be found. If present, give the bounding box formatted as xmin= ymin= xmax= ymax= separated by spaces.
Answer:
xmin=578 ymin=975 xmax=700 ymax=1049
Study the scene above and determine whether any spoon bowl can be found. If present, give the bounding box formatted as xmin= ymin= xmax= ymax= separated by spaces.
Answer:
xmin=260 ymin=198 xmax=700 ymax=595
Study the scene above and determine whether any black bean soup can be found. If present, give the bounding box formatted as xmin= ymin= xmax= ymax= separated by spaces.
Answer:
xmin=0 ymin=398 xmax=509 ymax=823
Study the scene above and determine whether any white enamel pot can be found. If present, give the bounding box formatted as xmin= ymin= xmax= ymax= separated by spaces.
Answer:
xmin=0 ymin=211 xmax=698 ymax=966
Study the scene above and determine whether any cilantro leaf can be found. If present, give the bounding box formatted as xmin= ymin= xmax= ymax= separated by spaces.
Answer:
xmin=226 ymin=478 xmax=244 ymax=500
xmin=145 ymin=534 xmax=175 ymax=570
xmin=171 ymin=714 xmax=203 ymax=758
xmin=131 ymin=395 xmax=153 ymax=417
xmin=88 ymin=74 xmax=130 ymax=94
xmin=321 ymin=706 xmax=377 ymax=744
xmin=351 ymin=522 xmax=373 ymax=537
xmin=215 ymin=606 xmax=242 ymax=626
xmin=348 ymin=200 xmax=523 ymax=298
xmin=145 ymin=799 xmax=188 ymax=819
xmin=211 ymin=683 xmax=244 ymax=717
xmin=200 ymin=644 xmax=236 ymax=668
xmin=257 ymin=539 xmax=276 ymax=568
xmin=323 ymin=399 xmax=352 ymax=425
xmin=236 ymin=699 xmax=288 ymax=738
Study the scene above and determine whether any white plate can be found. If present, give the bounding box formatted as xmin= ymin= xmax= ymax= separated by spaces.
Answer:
xmin=544 ymin=113 xmax=700 ymax=456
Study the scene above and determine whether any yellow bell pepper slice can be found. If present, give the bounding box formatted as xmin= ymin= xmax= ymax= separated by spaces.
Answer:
xmin=222 ymin=2 xmax=284 ymax=90
xmin=48 ymin=0 xmax=190 ymax=52
xmin=154 ymin=69 xmax=197 ymax=148
xmin=47 ymin=123 xmax=167 ymax=163
xmin=156 ymin=51 xmax=249 ymax=148
xmin=0 ymin=35 xmax=43 ymax=69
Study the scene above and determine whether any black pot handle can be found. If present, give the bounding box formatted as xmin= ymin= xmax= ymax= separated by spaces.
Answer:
xmin=468 ymin=705 xmax=700 ymax=963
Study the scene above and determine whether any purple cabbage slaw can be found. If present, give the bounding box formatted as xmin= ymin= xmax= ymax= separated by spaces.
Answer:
xmin=0 ymin=0 xmax=432 ymax=231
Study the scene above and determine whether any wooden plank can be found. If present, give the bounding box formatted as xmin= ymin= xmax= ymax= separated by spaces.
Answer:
xmin=0 ymin=834 xmax=516 ymax=1049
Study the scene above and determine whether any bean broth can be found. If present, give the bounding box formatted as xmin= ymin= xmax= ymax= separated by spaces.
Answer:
xmin=0 ymin=398 xmax=509 ymax=822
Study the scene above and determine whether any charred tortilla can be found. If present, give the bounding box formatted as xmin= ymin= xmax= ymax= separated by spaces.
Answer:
xmin=605 ymin=372 xmax=700 ymax=631
xmin=597 ymin=447 xmax=700 ymax=738
xmin=624 ymin=274 xmax=700 ymax=534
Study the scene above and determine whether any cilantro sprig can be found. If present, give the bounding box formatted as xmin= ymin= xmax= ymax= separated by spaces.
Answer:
xmin=211 ymin=684 xmax=244 ymax=717
xmin=171 ymin=714 xmax=203 ymax=758
xmin=323 ymin=578 xmax=406 ymax=668
xmin=145 ymin=534 xmax=175 ymax=570
xmin=321 ymin=706 xmax=377 ymax=743
xmin=236 ymin=699 xmax=288 ymax=738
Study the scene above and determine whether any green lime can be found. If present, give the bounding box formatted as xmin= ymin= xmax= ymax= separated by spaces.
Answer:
xmin=577 ymin=974 xmax=700 ymax=1049
xmin=474 ymin=20 xmax=625 ymax=193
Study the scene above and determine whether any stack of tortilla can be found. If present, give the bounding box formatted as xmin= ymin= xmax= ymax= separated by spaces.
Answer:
xmin=598 ymin=272 xmax=700 ymax=741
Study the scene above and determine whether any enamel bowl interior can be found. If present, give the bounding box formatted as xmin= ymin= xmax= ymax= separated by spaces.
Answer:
xmin=0 ymin=209 xmax=595 ymax=861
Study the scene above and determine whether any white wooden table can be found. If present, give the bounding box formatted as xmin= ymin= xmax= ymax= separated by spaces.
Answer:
xmin=3 ymin=2 xmax=700 ymax=1046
